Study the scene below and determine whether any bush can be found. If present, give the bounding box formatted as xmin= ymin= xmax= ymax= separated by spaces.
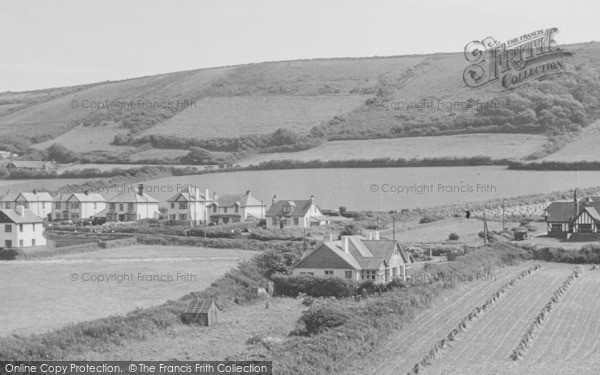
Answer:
xmin=419 ymin=214 xmax=445 ymax=224
xmin=298 ymin=305 xmax=350 ymax=336
xmin=271 ymin=275 xmax=357 ymax=298
xmin=448 ymin=232 xmax=460 ymax=241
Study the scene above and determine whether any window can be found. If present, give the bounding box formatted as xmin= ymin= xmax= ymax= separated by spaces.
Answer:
xmin=179 ymin=202 xmax=188 ymax=210
xmin=110 ymin=203 xmax=116 ymax=210
xmin=128 ymin=203 xmax=134 ymax=211
xmin=94 ymin=202 xmax=97 ymax=209
xmin=179 ymin=214 xmax=187 ymax=221
xmin=170 ymin=202 xmax=175 ymax=209
xmin=234 ymin=205 xmax=239 ymax=213
xmin=170 ymin=214 xmax=176 ymax=220
xmin=4 ymin=203 xmax=10 ymax=209
xmin=324 ymin=270 xmax=334 ymax=277
xmin=42 ymin=202 xmax=45 ymax=209
xmin=5 ymin=240 xmax=12 ymax=248
xmin=579 ymin=224 xmax=593 ymax=233
xmin=55 ymin=213 xmax=61 ymax=220
xmin=71 ymin=203 xmax=79 ymax=209
xmin=223 ymin=217 xmax=229 ymax=224
xmin=212 ymin=205 xmax=217 ymax=213
xmin=19 ymin=240 xmax=23 ymax=247
xmin=119 ymin=204 xmax=124 ymax=211
xmin=55 ymin=203 xmax=61 ymax=209
xmin=345 ymin=271 xmax=352 ymax=279
xmin=271 ymin=218 xmax=277 ymax=226
xmin=32 ymin=239 xmax=36 ymax=246
xmin=32 ymin=223 xmax=36 ymax=231
xmin=550 ymin=223 xmax=562 ymax=232
xmin=4 ymin=224 xmax=11 ymax=233
xmin=294 ymin=217 xmax=299 ymax=225
xmin=71 ymin=213 xmax=80 ymax=219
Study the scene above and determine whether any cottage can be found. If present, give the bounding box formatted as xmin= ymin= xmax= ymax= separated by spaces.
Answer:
xmin=0 ymin=151 xmax=18 ymax=159
xmin=181 ymin=299 xmax=220 ymax=326
xmin=545 ymin=190 xmax=600 ymax=237
xmin=207 ymin=190 xmax=266 ymax=225
xmin=0 ymin=207 xmax=46 ymax=248
xmin=1 ymin=190 xmax=53 ymax=219
xmin=5 ymin=161 xmax=56 ymax=171
xmin=292 ymin=233 xmax=413 ymax=283
xmin=166 ymin=186 xmax=212 ymax=225
xmin=266 ymin=195 xmax=330 ymax=229
xmin=100 ymin=185 xmax=159 ymax=222
xmin=52 ymin=192 xmax=106 ymax=221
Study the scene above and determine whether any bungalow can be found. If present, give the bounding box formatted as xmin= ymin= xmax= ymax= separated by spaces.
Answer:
xmin=0 ymin=207 xmax=46 ymax=248
xmin=166 ymin=186 xmax=212 ymax=225
xmin=208 ymin=190 xmax=266 ymax=225
xmin=102 ymin=185 xmax=159 ymax=222
xmin=266 ymin=195 xmax=330 ymax=229
xmin=0 ymin=190 xmax=53 ymax=219
xmin=545 ymin=190 xmax=600 ymax=236
xmin=292 ymin=233 xmax=413 ymax=283
xmin=5 ymin=161 xmax=56 ymax=171
xmin=52 ymin=192 xmax=106 ymax=221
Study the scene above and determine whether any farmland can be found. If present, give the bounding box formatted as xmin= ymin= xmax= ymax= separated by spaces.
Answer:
xmin=344 ymin=263 xmax=600 ymax=375
xmin=239 ymin=134 xmax=548 ymax=166
xmin=542 ymin=122 xmax=600 ymax=162
xmin=0 ymin=245 xmax=253 ymax=336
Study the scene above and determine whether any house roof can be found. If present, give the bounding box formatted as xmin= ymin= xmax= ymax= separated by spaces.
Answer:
xmin=18 ymin=192 xmax=54 ymax=202
xmin=183 ymin=299 xmax=219 ymax=314
xmin=52 ymin=193 xmax=106 ymax=203
xmin=579 ymin=206 xmax=600 ymax=223
xmin=108 ymin=191 xmax=158 ymax=204
xmin=294 ymin=235 xmax=411 ymax=271
xmin=0 ymin=192 xmax=19 ymax=202
xmin=0 ymin=208 xmax=43 ymax=223
xmin=266 ymin=200 xmax=314 ymax=218
xmin=166 ymin=191 xmax=210 ymax=203
xmin=210 ymin=193 xmax=263 ymax=208
xmin=546 ymin=201 xmax=600 ymax=223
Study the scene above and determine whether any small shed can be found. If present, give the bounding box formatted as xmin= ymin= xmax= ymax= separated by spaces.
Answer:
xmin=181 ymin=299 xmax=220 ymax=326
xmin=513 ymin=228 xmax=530 ymax=241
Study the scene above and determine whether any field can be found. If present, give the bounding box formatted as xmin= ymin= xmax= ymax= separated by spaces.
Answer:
xmin=542 ymin=121 xmax=600 ymax=162
xmin=0 ymin=245 xmax=253 ymax=336
xmin=143 ymin=94 xmax=368 ymax=138
xmin=33 ymin=123 xmax=134 ymax=152
xmin=0 ymin=177 xmax=107 ymax=197
xmin=239 ymin=134 xmax=548 ymax=166
xmin=344 ymin=263 xmax=600 ymax=375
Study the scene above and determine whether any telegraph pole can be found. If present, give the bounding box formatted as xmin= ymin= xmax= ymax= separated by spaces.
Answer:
xmin=502 ymin=198 xmax=506 ymax=231
xmin=392 ymin=216 xmax=396 ymax=240
xmin=483 ymin=212 xmax=489 ymax=245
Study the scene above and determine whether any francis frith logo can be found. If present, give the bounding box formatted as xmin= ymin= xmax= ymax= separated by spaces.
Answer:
xmin=463 ymin=27 xmax=572 ymax=89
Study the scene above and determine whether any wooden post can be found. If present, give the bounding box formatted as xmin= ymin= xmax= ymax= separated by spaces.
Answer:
xmin=502 ymin=198 xmax=506 ymax=231
xmin=483 ymin=212 xmax=489 ymax=245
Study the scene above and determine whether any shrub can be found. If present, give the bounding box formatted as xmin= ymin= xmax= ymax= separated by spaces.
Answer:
xmin=271 ymin=275 xmax=357 ymax=298
xmin=448 ymin=232 xmax=460 ymax=241
xmin=419 ymin=214 xmax=445 ymax=224
xmin=298 ymin=305 xmax=350 ymax=336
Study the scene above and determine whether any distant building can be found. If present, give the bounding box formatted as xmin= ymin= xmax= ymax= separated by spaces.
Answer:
xmin=207 ymin=190 xmax=266 ymax=225
xmin=5 ymin=161 xmax=56 ymax=171
xmin=292 ymin=234 xmax=413 ymax=283
xmin=100 ymin=185 xmax=159 ymax=222
xmin=266 ymin=195 xmax=330 ymax=229
xmin=545 ymin=190 xmax=600 ymax=237
xmin=0 ymin=151 xmax=18 ymax=159
xmin=166 ymin=186 xmax=212 ymax=225
xmin=181 ymin=299 xmax=220 ymax=326
xmin=0 ymin=190 xmax=53 ymax=219
xmin=52 ymin=192 xmax=106 ymax=221
xmin=0 ymin=207 xmax=46 ymax=248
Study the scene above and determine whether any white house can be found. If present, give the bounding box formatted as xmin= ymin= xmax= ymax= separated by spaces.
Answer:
xmin=292 ymin=234 xmax=413 ymax=283
xmin=52 ymin=192 xmax=106 ymax=221
xmin=100 ymin=185 xmax=159 ymax=222
xmin=166 ymin=186 xmax=212 ymax=225
xmin=207 ymin=190 xmax=266 ymax=225
xmin=1 ymin=191 xmax=53 ymax=219
xmin=0 ymin=207 xmax=46 ymax=248
xmin=266 ymin=195 xmax=330 ymax=229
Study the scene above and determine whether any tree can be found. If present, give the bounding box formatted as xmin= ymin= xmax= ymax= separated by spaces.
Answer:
xmin=46 ymin=143 xmax=76 ymax=163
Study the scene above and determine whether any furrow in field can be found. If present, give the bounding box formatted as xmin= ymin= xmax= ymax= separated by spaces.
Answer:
xmin=341 ymin=264 xmax=532 ymax=375
xmin=423 ymin=267 xmax=572 ymax=375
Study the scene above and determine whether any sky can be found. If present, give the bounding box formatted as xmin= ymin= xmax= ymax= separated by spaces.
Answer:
xmin=0 ymin=0 xmax=598 ymax=92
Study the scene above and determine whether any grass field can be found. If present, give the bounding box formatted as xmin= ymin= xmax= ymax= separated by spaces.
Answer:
xmin=0 ymin=245 xmax=253 ymax=336
xmin=239 ymin=134 xmax=548 ymax=166
xmin=343 ymin=263 xmax=600 ymax=375
xmin=542 ymin=121 xmax=600 ymax=162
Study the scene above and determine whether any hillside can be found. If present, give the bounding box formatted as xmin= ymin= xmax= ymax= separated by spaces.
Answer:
xmin=1 ymin=42 xmax=599 ymax=163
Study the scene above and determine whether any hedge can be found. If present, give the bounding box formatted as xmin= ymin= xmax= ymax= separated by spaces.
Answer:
xmin=271 ymin=274 xmax=357 ymax=298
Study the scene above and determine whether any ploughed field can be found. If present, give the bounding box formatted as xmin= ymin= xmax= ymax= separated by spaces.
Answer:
xmin=343 ymin=262 xmax=600 ymax=375
xmin=0 ymin=245 xmax=253 ymax=336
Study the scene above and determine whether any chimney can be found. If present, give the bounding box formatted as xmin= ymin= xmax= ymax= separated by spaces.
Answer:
xmin=18 ymin=205 xmax=25 ymax=216
xmin=213 ymin=191 xmax=218 ymax=203
xmin=246 ymin=190 xmax=251 ymax=196
xmin=33 ymin=189 xmax=37 ymax=195
xmin=574 ymin=188 xmax=578 ymax=222
xmin=341 ymin=235 xmax=350 ymax=253
xmin=205 ymin=188 xmax=210 ymax=201
xmin=373 ymin=231 xmax=380 ymax=240
xmin=272 ymin=195 xmax=277 ymax=205
xmin=84 ymin=190 xmax=89 ymax=196
xmin=137 ymin=184 xmax=144 ymax=196
xmin=310 ymin=195 xmax=314 ymax=205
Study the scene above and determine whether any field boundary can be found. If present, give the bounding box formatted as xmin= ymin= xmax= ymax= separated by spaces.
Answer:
xmin=510 ymin=266 xmax=584 ymax=361
xmin=406 ymin=264 xmax=542 ymax=375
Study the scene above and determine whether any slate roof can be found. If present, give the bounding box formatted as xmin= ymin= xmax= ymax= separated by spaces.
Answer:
xmin=183 ymin=299 xmax=220 ymax=314
xmin=546 ymin=200 xmax=600 ymax=223
xmin=0 ymin=192 xmax=19 ymax=202
xmin=18 ymin=192 xmax=53 ymax=202
xmin=266 ymin=200 xmax=313 ymax=218
xmin=210 ymin=193 xmax=263 ymax=208
xmin=166 ymin=191 xmax=210 ymax=202
xmin=108 ymin=191 xmax=158 ymax=204
xmin=0 ymin=209 xmax=43 ymax=223
xmin=6 ymin=161 xmax=55 ymax=169
xmin=52 ymin=193 xmax=106 ymax=203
